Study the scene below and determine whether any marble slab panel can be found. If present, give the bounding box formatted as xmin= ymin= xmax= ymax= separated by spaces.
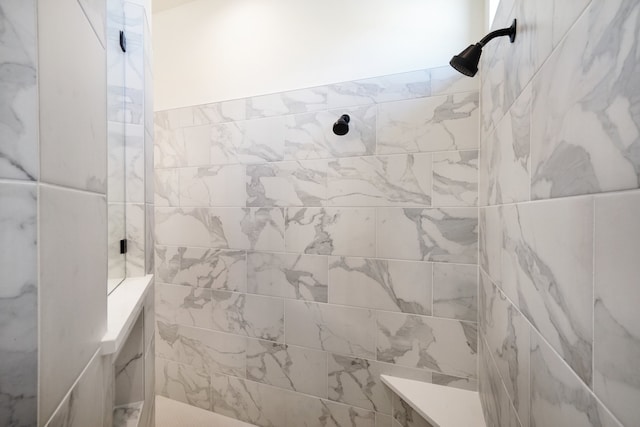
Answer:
xmin=328 ymin=354 xmax=432 ymax=415
xmin=247 ymin=160 xmax=327 ymax=207
xmin=0 ymin=182 xmax=37 ymax=427
xmin=179 ymin=165 xmax=246 ymax=207
xmin=156 ymin=321 xmax=246 ymax=377
xmin=247 ymin=251 xmax=328 ymax=302
xmin=0 ymin=0 xmax=38 ymax=181
xmin=285 ymin=300 xmax=376 ymax=358
xmin=376 ymin=311 xmax=477 ymax=379
xmin=247 ymin=338 xmax=327 ymax=398
xmin=285 ymin=207 xmax=376 ymax=257
xmin=211 ymin=291 xmax=284 ymax=343
xmin=531 ymin=0 xmax=640 ymax=199
xmin=328 ymin=257 xmax=432 ymax=315
xmin=156 ymin=358 xmax=211 ymax=411
xmin=594 ymin=191 xmax=640 ymax=427
xmin=327 ymin=154 xmax=432 ymax=207
xmin=376 ymin=208 xmax=478 ymax=263
xmin=377 ymin=93 xmax=479 ymax=155
xmin=284 ymin=105 xmax=376 ymax=160
xmin=432 ymin=263 xmax=478 ymax=322
xmin=155 ymin=246 xmax=247 ymax=291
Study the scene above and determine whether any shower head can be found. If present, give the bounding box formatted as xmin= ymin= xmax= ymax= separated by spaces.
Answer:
xmin=450 ymin=19 xmax=517 ymax=77
xmin=333 ymin=114 xmax=350 ymax=136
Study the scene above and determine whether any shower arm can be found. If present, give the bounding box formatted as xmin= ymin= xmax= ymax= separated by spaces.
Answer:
xmin=478 ymin=19 xmax=517 ymax=47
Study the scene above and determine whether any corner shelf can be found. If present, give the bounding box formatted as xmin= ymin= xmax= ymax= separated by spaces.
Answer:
xmin=380 ymin=375 xmax=486 ymax=427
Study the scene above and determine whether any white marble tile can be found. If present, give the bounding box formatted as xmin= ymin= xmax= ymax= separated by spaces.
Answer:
xmin=530 ymin=332 xmax=622 ymax=427
xmin=429 ymin=66 xmax=479 ymax=97
xmin=179 ymin=165 xmax=246 ymax=207
xmin=531 ymin=0 xmax=640 ymax=199
xmin=0 ymin=0 xmax=38 ymax=181
xmin=480 ymin=85 xmax=531 ymax=206
xmin=45 ymin=351 xmax=104 ymax=427
xmin=594 ymin=191 xmax=640 ymax=427
xmin=145 ymin=203 xmax=155 ymax=275
xmin=125 ymin=124 xmax=145 ymax=203
xmin=156 ymin=321 xmax=246 ymax=378
xmin=126 ymin=202 xmax=146 ymax=277
xmin=0 ymin=182 xmax=37 ymax=426
xmin=154 ymin=123 xmax=186 ymax=168
xmin=155 ymin=207 xmax=285 ymax=251
xmin=432 ymin=263 xmax=478 ymax=322
xmin=247 ymin=251 xmax=328 ymax=302
xmin=285 ymin=300 xmax=376 ymax=358
xmin=328 ymin=257 xmax=432 ymax=315
xmin=432 ymin=150 xmax=478 ymax=207
xmin=431 ymin=373 xmax=477 ymax=392
xmin=376 ymin=414 xmax=393 ymax=427
xmin=39 ymin=0 xmax=107 ymax=192
xmin=285 ymin=392 xmax=376 ymax=427
xmin=328 ymin=354 xmax=432 ymax=415
xmin=480 ymin=271 xmax=529 ymax=426
xmin=208 ymin=121 xmax=243 ymax=165
xmin=156 ymin=358 xmax=211 ymax=411
xmin=478 ymin=205 xmax=502 ymax=286
xmin=156 ymin=107 xmax=194 ymax=130
xmin=247 ymin=160 xmax=327 ymax=207
xmin=327 ymin=154 xmax=432 ymax=207
xmin=377 ymin=93 xmax=479 ymax=155
xmin=155 ymin=246 xmax=247 ymax=291
xmin=247 ymin=339 xmax=328 ymax=398
xmin=500 ymin=197 xmax=593 ymax=385
xmin=155 ymin=282 xmax=213 ymax=329
xmin=237 ymin=115 xmax=286 ymax=164
xmin=285 ymin=207 xmax=376 ymax=257
xmin=211 ymin=372 xmax=287 ymax=427
xmin=39 ymin=185 xmax=107 ymax=423
xmin=114 ymin=315 xmax=144 ymax=405
xmin=248 ymin=86 xmax=329 ymax=118
xmin=376 ymin=311 xmax=477 ymax=379
xmin=193 ymin=99 xmax=247 ymax=125
xmin=182 ymin=124 xmax=217 ymax=167
xmin=376 ymin=208 xmax=478 ymax=263
xmin=284 ymin=105 xmax=377 ymax=160
xmin=211 ymin=291 xmax=284 ymax=343
xmin=391 ymin=394 xmax=434 ymax=427
xmin=327 ymin=70 xmax=430 ymax=108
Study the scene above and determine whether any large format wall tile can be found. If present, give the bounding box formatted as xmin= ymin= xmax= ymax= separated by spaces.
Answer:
xmin=156 ymin=358 xmax=211 ymax=411
xmin=433 ymin=263 xmax=477 ymax=322
xmin=155 ymin=282 xmax=213 ymax=329
xmin=285 ymin=300 xmax=376 ymax=358
xmin=247 ymin=339 xmax=327 ymax=398
xmin=377 ymin=208 xmax=478 ymax=263
xmin=39 ymin=0 xmax=106 ymax=192
xmin=0 ymin=182 xmax=37 ymax=426
xmin=180 ymin=165 xmax=246 ymax=207
xmin=211 ymin=291 xmax=284 ymax=342
xmin=594 ymin=191 xmax=640 ymax=427
xmin=376 ymin=311 xmax=477 ymax=379
xmin=39 ymin=185 xmax=107 ymax=423
xmin=327 ymin=154 xmax=432 ymax=207
xmin=155 ymin=246 xmax=247 ymax=291
xmin=530 ymin=0 xmax=640 ymax=200
xmin=0 ymin=0 xmax=38 ymax=181
xmin=285 ymin=392 xmax=376 ymax=427
xmin=500 ymin=197 xmax=593 ymax=385
xmin=432 ymin=150 xmax=478 ymax=207
xmin=285 ymin=207 xmax=375 ymax=257
xmin=328 ymin=257 xmax=432 ymax=315
xmin=247 ymin=160 xmax=327 ymax=207
xmin=247 ymin=251 xmax=328 ymax=302
xmin=248 ymin=87 xmax=328 ymax=119
xmin=377 ymin=93 xmax=479 ymax=155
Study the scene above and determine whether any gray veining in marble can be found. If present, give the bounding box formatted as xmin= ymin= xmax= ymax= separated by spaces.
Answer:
xmin=328 ymin=257 xmax=432 ymax=315
xmin=180 ymin=165 xmax=246 ymax=207
xmin=211 ymin=291 xmax=284 ymax=342
xmin=156 ymin=358 xmax=211 ymax=411
xmin=247 ymin=160 xmax=327 ymax=207
xmin=392 ymin=394 xmax=434 ymax=427
xmin=432 ymin=150 xmax=478 ymax=207
xmin=432 ymin=263 xmax=477 ymax=322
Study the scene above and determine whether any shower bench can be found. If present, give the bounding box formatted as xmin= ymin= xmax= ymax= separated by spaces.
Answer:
xmin=381 ymin=375 xmax=486 ymax=427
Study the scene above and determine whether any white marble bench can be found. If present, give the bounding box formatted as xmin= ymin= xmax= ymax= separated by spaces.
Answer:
xmin=381 ymin=375 xmax=486 ymax=427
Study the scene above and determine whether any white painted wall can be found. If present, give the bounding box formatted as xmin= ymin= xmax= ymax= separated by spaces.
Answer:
xmin=153 ymin=0 xmax=486 ymax=110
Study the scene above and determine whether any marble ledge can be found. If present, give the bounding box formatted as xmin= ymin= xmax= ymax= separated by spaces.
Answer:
xmin=381 ymin=375 xmax=486 ymax=427
xmin=102 ymin=274 xmax=153 ymax=355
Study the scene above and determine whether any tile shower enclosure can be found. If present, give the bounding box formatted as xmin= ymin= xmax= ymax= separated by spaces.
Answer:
xmin=153 ymin=67 xmax=481 ymax=426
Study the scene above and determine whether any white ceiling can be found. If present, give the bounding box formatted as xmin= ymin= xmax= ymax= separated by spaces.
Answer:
xmin=153 ymin=0 xmax=197 ymax=13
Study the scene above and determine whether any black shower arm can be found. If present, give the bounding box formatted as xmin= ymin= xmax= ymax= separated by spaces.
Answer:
xmin=478 ymin=19 xmax=517 ymax=47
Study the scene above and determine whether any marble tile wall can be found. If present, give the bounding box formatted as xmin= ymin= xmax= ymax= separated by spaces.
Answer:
xmin=478 ymin=0 xmax=640 ymax=426
xmin=154 ymin=66 xmax=480 ymax=426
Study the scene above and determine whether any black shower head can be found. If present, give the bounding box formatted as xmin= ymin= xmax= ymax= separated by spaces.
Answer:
xmin=333 ymin=114 xmax=350 ymax=136
xmin=450 ymin=19 xmax=517 ymax=77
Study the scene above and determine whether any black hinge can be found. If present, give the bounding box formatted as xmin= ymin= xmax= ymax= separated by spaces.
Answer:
xmin=120 ymin=239 xmax=128 ymax=254
xmin=119 ymin=30 xmax=127 ymax=52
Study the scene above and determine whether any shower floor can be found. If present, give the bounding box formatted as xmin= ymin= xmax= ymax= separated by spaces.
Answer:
xmin=155 ymin=396 xmax=256 ymax=427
